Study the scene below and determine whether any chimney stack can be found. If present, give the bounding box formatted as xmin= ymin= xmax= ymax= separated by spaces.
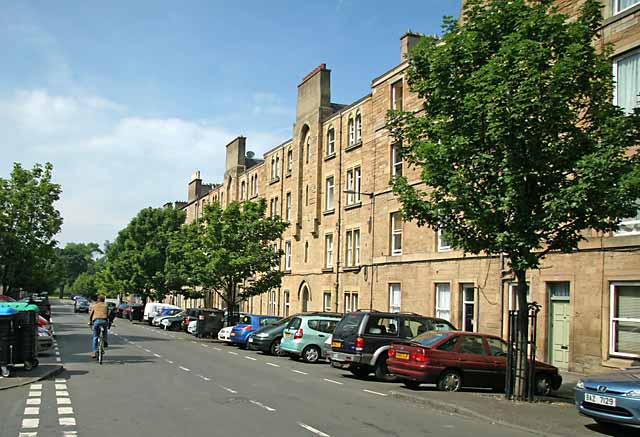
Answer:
xmin=400 ymin=31 xmax=423 ymax=61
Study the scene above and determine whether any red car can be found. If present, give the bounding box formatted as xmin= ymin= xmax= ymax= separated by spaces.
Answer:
xmin=388 ymin=331 xmax=562 ymax=395
xmin=0 ymin=295 xmax=16 ymax=302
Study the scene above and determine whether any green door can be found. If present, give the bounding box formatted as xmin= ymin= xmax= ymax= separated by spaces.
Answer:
xmin=550 ymin=300 xmax=570 ymax=370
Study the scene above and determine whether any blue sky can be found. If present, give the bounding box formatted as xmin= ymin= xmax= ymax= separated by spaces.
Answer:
xmin=0 ymin=0 xmax=461 ymax=246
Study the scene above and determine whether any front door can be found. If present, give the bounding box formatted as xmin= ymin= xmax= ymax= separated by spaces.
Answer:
xmin=550 ymin=300 xmax=570 ymax=370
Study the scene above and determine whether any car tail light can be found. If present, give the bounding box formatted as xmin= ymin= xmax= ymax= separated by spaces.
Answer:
xmin=242 ymin=325 xmax=254 ymax=331
xmin=388 ymin=347 xmax=395 ymax=358
xmin=355 ymin=337 xmax=364 ymax=351
xmin=198 ymin=315 xmax=205 ymax=321
xmin=294 ymin=328 xmax=303 ymax=340
xmin=411 ymin=348 xmax=429 ymax=363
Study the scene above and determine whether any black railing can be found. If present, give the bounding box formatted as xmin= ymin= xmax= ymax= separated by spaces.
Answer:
xmin=505 ymin=302 xmax=541 ymax=401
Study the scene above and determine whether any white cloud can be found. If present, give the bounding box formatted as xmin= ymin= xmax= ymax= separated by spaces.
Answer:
xmin=0 ymin=89 xmax=288 ymax=246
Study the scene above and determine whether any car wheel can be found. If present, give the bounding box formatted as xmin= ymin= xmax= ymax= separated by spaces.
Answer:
xmin=1 ymin=367 xmax=9 ymax=377
xmin=269 ymin=338 xmax=282 ymax=356
xmin=535 ymin=374 xmax=552 ymax=396
xmin=23 ymin=361 xmax=34 ymax=371
xmin=302 ymin=345 xmax=321 ymax=363
xmin=404 ymin=380 xmax=421 ymax=390
xmin=349 ymin=366 xmax=371 ymax=379
xmin=374 ymin=355 xmax=398 ymax=382
xmin=437 ymin=370 xmax=463 ymax=392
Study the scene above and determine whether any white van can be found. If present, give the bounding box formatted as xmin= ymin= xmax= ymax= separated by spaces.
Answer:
xmin=143 ymin=303 xmax=181 ymax=325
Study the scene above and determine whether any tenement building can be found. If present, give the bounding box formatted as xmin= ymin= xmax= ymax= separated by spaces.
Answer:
xmin=176 ymin=1 xmax=640 ymax=373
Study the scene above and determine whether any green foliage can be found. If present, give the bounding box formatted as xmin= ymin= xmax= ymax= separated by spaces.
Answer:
xmin=167 ymin=199 xmax=287 ymax=310
xmin=0 ymin=162 xmax=63 ymax=295
xmin=56 ymin=242 xmax=102 ymax=293
xmin=388 ymin=0 xmax=640 ymax=275
xmin=68 ymin=271 xmax=98 ymax=298
xmin=104 ymin=206 xmax=186 ymax=302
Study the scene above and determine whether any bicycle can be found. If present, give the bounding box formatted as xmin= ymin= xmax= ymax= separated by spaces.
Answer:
xmin=96 ymin=325 xmax=106 ymax=365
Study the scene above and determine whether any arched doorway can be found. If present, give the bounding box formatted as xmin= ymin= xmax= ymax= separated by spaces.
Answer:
xmin=299 ymin=282 xmax=310 ymax=312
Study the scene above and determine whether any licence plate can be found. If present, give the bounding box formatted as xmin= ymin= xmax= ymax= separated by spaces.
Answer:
xmin=585 ymin=393 xmax=616 ymax=407
xmin=248 ymin=337 xmax=254 ymax=343
xmin=284 ymin=332 xmax=291 ymax=338
xmin=331 ymin=341 xmax=342 ymax=348
xmin=396 ymin=352 xmax=410 ymax=360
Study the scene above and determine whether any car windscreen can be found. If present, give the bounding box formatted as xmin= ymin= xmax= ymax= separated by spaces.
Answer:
xmin=412 ymin=332 xmax=452 ymax=347
xmin=239 ymin=315 xmax=252 ymax=325
xmin=333 ymin=313 xmax=362 ymax=338
xmin=260 ymin=317 xmax=280 ymax=326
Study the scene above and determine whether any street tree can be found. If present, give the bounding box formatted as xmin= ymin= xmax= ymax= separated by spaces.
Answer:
xmin=56 ymin=242 xmax=102 ymax=296
xmin=106 ymin=206 xmax=186 ymax=303
xmin=169 ymin=199 xmax=287 ymax=322
xmin=387 ymin=0 xmax=640 ymax=399
xmin=0 ymin=163 xmax=63 ymax=295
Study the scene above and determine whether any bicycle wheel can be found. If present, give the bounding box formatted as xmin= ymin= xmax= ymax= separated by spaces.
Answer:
xmin=98 ymin=330 xmax=105 ymax=365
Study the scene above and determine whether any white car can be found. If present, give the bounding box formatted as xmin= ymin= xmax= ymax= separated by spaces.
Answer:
xmin=187 ymin=320 xmax=198 ymax=334
xmin=217 ymin=326 xmax=234 ymax=342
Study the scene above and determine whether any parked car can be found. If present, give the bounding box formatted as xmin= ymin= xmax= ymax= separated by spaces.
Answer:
xmin=37 ymin=326 xmax=53 ymax=354
xmin=331 ymin=311 xmax=456 ymax=381
xmin=143 ymin=303 xmax=181 ymax=325
xmin=116 ymin=303 xmax=130 ymax=318
xmin=181 ymin=308 xmax=220 ymax=332
xmin=194 ymin=309 xmax=225 ymax=338
xmin=0 ymin=295 xmax=16 ymax=302
xmin=27 ymin=295 xmax=52 ymax=320
xmin=160 ymin=312 xmax=186 ymax=331
xmin=247 ymin=315 xmax=297 ymax=355
xmin=128 ymin=304 xmax=144 ymax=321
xmin=387 ymin=331 xmax=562 ymax=394
xmin=324 ymin=335 xmax=333 ymax=361
xmin=217 ymin=325 xmax=234 ymax=342
xmin=280 ymin=313 xmax=343 ymax=363
xmin=575 ymin=368 xmax=640 ymax=428
xmin=230 ymin=314 xmax=281 ymax=347
xmin=74 ymin=298 xmax=90 ymax=313
xmin=152 ymin=308 xmax=183 ymax=326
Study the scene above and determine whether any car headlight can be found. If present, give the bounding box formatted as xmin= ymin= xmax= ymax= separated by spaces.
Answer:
xmin=624 ymin=390 xmax=640 ymax=398
xmin=255 ymin=333 xmax=269 ymax=338
xmin=576 ymin=380 xmax=585 ymax=390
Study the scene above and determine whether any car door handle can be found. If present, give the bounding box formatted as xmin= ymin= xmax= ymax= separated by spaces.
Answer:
xmin=318 ymin=334 xmax=326 ymax=338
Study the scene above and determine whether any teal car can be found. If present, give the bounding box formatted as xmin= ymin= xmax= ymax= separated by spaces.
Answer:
xmin=280 ymin=313 xmax=342 ymax=363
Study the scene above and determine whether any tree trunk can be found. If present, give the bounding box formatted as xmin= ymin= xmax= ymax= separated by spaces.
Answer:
xmin=513 ymin=268 xmax=529 ymax=400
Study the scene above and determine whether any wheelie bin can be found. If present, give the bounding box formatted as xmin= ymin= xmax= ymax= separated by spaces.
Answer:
xmin=0 ymin=306 xmax=18 ymax=377
xmin=0 ymin=302 xmax=39 ymax=372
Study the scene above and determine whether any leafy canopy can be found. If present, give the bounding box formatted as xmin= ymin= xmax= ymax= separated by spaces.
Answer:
xmin=388 ymin=0 xmax=640 ymax=272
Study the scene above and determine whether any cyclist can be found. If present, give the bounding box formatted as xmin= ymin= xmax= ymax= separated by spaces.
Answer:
xmin=89 ymin=295 xmax=109 ymax=358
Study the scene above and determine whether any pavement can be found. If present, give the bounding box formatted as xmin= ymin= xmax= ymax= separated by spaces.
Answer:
xmin=0 ymin=301 xmax=632 ymax=437
xmin=0 ymin=364 xmax=64 ymax=390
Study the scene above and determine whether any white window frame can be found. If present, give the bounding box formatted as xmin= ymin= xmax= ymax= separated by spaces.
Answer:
xmin=614 ymin=0 xmax=640 ymax=15
xmin=609 ymin=281 xmax=640 ymax=359
xmin=461 ymin=283 xmax=477 ymax=332
xmin=283 ymin=290 xmax=290 ymax=317
xmin=615 ymin=200 xmax=640 ymax=236
xmin=391 ymin=212 xmax=403 ymax=256
xmin=346 ymin=230 xmax=353 ymax=267
xmin=344 ymin=291 xmax=358 ymax=313
xmin=268 ymin=290 xmax=277 ymax=316
xmin=391 ymin=80 xmax=403 ymax=111
xmin=285 ymin=240 xmax=292 ymax=271
xmin=286 ymin=192 xmax=292 ymax=222
xmin=613 ymin=48 xmax=640 ymax=114
xmin=325 ymin=176 xmax=335 ymax=211
xmin=327 ymin=128 xmax=335 ymax=156
xmin=287 ymin=149 xmax=293 ymax=174
xmin=508 ymin=282 xmax=531 ymax=311
xmin=355 ymin=113 xmax=362 ymax=143
xmin=325 ymin=233 xmax=333 ymax=269
xmin=271 ymin=157 xmax=277 ymax=181
xmin=346 ymin=167 xmax=361 ymax=206
xmin=348 ymin=117 xmax=355 ymax=145
xmin=389 ymin=283 xmax=401 ymax=313
xmin=323 ymin=292 xmax=332 ymax=312
xmin=354 ymin=229 xmax=360 ymax=266
xmin=435 ymin=283 xmax=451 ymax=321
xmin=345 ymin=229 xmax=360 ymax=267
xmin=391 ymin=143 xmax=403 ymax=177
xmin=438 ymin=229 xmax=452 ymax=251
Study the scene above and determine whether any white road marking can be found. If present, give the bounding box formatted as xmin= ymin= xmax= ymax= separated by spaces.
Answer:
xmin=153 ymin=353 xmax=162 ymax=358
xmin=220 ymin=386 xmax=237 ymax=394
xmin=213 ymin=347 xmax=221 ymax=351
xmin=143 ymin=348 xmax=151 ymax=353
xmin=18 ymin=432 xmax=37 ymax=437
xmin=197 ymin=375 xmax=211 ymax=381
xmin=63 ymin=431 xmax=78 ymax=436
xmin=291 ymin=369 xmax=308 ymax=375
xmin=21 ymin=418 xmax=39 ymax=429
xmin=323 ymin=378 xmax=343 ymax=385
xmin=249 ymin=400 xmax=276 ymax=412
xmin=228 ymin=351 xmax=238 ymax=355
xmin=55 ymin=384 xmax=67 ymax=390
xmin=363 ymin=389 xmax=388 ymax=397
xmin=56 ymin=398 xmax=71 ymax=405
xmin=56 ymin=391 xmax=70 ymax=397
xmin=55 ymin=379 xmax=65 ymax=383
xmin=23 ymin=407 xmax=39 ymax=415
xmin=26 ymin=398 xmax=41 ymax=405
xmin=179 ymin=366 xmax=191 ymax=372
xmin=265 ymin=362 xmax=280 ymax=367
xmin=297 ymin=422 xmax=330 ymax=437
xmin=55 ymin=351 xmax=60 ymax=356
xmin=27 ymin=391 xmax=41 ymax=397
xmin=245 ymin=356 xmax=257 ymax=361
xmin=59 ymin=417 xmax=76 ymax=426
xmin=58 ymin=407 xmax=74 ymax=415
xmin=200 ymin=344 xmax=208 ymax=348
xmin=30 ymin=384 xmax=42 ymax=390
xmin=191 ymin=341 xmax=197 ymax=344
xmin=165 ymin=359 xmax=174 ymax=364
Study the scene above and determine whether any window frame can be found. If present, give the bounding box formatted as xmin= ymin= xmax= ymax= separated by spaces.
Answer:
xmin=287 ymin=149 xmax=293 ymax=174
xmin=391 ymin=79 xmax=404 ymax=111
xmin=614 ymin=0 xmax=640 ymax=15
xmin=346 ymin=166 xmax=361 ymax=206
xmin=613 ymin=48 xmax=640 ymax=114
xmin=391 ymin=143 xmax=403 ymax=177
xmin=284 ymin=240 xmax=292 ymax=271
xmin=345 ymin=228 xmax=360 ymax=267
xmin=323 ymin=292 xmax=332 ymax=312
xmin=609 ymin=281 xmax=640 ymax=359
xmin=435 ymin=283 xmax=451 ymax=322
xmin=344 ymin=291 xmax=359 ymax=313
xmin=283 ymin=290 xmax=290 ymax=317
xmin=389 ymin=283 xmax=402 ymax=313
xmin=391 ymin=212 xmax=403 ymax=256
xmin=325 ymin=176 xmax=335 ymax=211
xmin=286 ymin=192 xmax=292 ymax=223
xmin=348 ymin=117 xmax=355 ymax=146
xmin=325 ymin=233 xmax=334 ymax=269
xmin=615 ymin=200 xmax=640 ymax=236
xmin=327 ymin=128 xmax=335 ymax=156
xmin=438 ymin=229 xmax=452 ymax=252
xmin=355 ymin=112 xmax=362 ymax=143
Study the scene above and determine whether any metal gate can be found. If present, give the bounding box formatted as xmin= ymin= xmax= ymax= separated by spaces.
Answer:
xmin=505 ymin=303 xmax=541 ymax=401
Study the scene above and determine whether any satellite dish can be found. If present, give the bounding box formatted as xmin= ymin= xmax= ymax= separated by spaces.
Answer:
xmin=246 ymin=151 xmax=255 ymax=159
